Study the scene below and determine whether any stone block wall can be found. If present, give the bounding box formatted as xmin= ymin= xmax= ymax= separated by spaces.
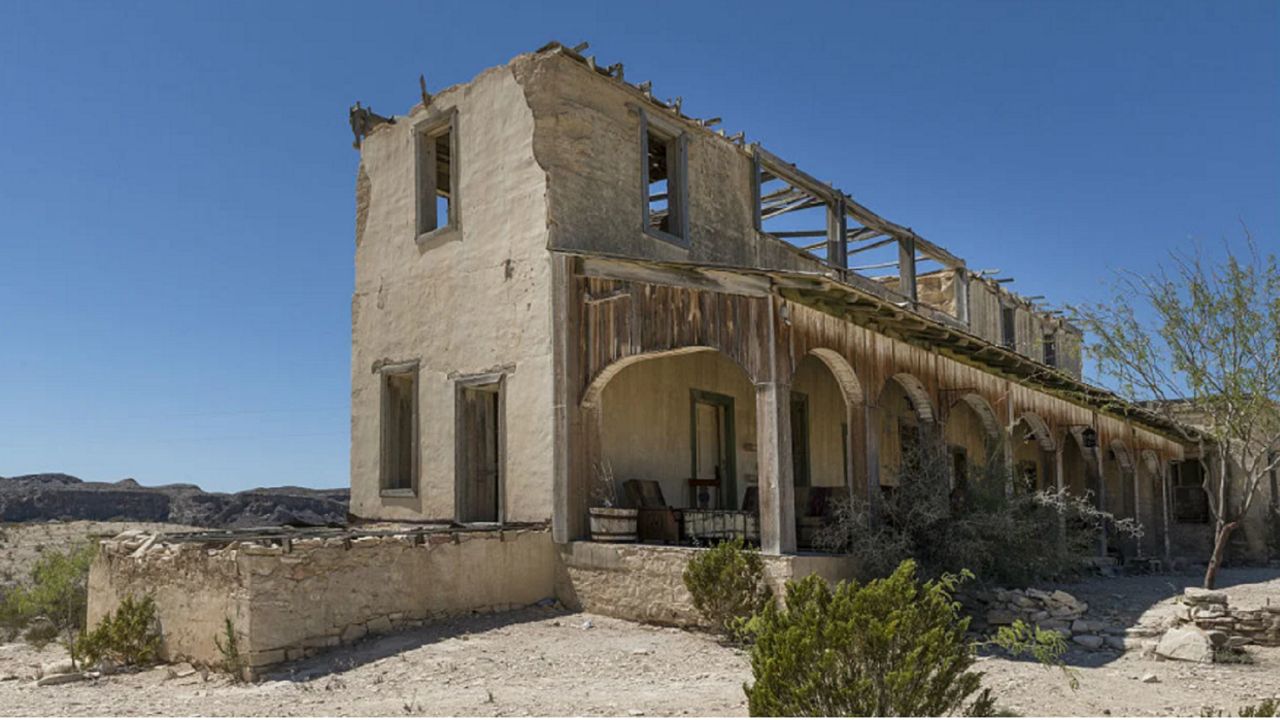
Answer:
xmin=555 ymin=541 xmax=859 ymax=627
xmin=89 ymin=527 xmax=556 ymax=675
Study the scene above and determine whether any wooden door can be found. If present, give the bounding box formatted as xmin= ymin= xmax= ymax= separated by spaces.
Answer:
xmin=459 ymin=384 xmax=500 ymax=523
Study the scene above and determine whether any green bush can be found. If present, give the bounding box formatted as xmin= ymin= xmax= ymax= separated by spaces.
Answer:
xmin=1 ymin=543 xmax=95 ymax=665
xmin=77 ymin=594 xmax=161 ymax=668
xmin=815 ymin=442 xmax=1138 ymax=585
xmin=744 ymin=560 xmax=996 ymax=717
xmin=683 ymin=538 xmax=772 ymax=642
xmin=215 ymin=617 xmax=246 ymax=680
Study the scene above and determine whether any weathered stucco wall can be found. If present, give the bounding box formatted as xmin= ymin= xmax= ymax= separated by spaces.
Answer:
xmin=88 ymin=532 xmax=247 ymax=667
xmin=555 ymin=541 xmax=859 ymax=627
xmin=351 ymin=57 xmax=554 ymax=523
xmin=89 ymin=529 xmax=556 ymax=673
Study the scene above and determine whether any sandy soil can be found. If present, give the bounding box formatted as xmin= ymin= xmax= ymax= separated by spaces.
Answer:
xmin=1 ymin=531 xmax=1276 ymax=716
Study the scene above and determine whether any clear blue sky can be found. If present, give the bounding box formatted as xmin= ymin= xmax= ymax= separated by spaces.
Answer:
xmin=1 ymin=1 xmax=1276 ymax=492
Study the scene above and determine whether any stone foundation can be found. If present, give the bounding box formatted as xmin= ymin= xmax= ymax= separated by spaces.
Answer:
xmin=555 ymin=541 xmax=859 ymax=627
xmin=88 ymin=527 xmax=556 ymax=676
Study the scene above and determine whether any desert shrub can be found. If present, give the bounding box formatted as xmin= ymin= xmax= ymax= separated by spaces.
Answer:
xmin=815 ymin=442 xmax=1140 ymax=585
xmin=1202 ymin=699 xmax=1280 ymax=717
xmin=215 ymin=617 xmax=246 ymax=680
xmin=683 ymin=538 xmax=772 ymax=642
xmin=77 ymin=594 xmax=161 ymax=668
xmin=1 ymin=543 xmax=95 ymax=665
xmin=745 ymin=560 xmax=996 ymax=717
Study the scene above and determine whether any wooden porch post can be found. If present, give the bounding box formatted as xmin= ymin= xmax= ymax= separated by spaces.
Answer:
xmin=756 ymin=381 xmax=796 ymax=554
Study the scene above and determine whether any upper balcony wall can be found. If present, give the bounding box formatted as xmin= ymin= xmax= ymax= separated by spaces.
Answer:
xmin=517 ymin=52 xmax=824 ymax=273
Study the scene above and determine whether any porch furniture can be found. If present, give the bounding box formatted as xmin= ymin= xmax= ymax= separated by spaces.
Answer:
xmin=623 ymin=479 xmax=682 ymax=543
xmin=795 ymin=486 xmax=848 ymax=548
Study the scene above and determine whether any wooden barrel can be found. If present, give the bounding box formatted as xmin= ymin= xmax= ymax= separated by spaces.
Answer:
xmin=588 ymin=507 xmax=638 ymax=542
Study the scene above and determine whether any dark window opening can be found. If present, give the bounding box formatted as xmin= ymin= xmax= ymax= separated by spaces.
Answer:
xmin=642 ymin=116 xmax=686 ymax=244
xmin=790 ymin=393 xmax=810 ymax=488
xmin=1172 ymin=459 xmax=1209 ymax=524
xmin=1001 ymin=306 xmax=1017 ymax=350
xmin=381 ymin=370 xmax=417 ymax=492
xmin=1043 ymin=334 xmax=1057 ymax=367
xmin=416 ymin=118 xmax=455 ymax=236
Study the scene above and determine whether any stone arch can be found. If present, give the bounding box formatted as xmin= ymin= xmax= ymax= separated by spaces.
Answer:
xmin=1108 ymin=440 xmax=1134 ymax=471
xmin=1011 ymin=412 xmax=1055 ymax=452
xmin=883 ymin=372 xmax=934 ymax=424
xmin=1141 ymin=449 xmax=1161 ymax=476
xmin=800 ymin=348 xmax=864 ymax=407
xmin=953 ymin=393 xmax=1001 ymax=440
xmin=582 ymin=346 xmax=749 ymax=408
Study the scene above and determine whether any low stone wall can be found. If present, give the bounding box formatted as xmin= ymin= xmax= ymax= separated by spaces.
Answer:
xmin=555 ymin=541 xmax=859 ymax=627
xmin=89 ymin=527 xmax=556 ymax=675
xmin=1173 ymin=588 xmax=1280 ymax=647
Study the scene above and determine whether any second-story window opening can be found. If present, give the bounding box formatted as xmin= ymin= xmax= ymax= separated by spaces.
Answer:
xmin=1001 ymin=306 xmax=1017 ymax=350
xmin=641 ymin=111 xmax=687 ymax=245
xmin=415 ymin=111 xmax=458 ymax=238
xmin=1043 ymin=333 xmax=1058 ymax=367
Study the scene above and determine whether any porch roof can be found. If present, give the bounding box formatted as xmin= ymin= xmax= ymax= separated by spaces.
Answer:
xmin=569 ymin=251 xmax=1194 ymax=444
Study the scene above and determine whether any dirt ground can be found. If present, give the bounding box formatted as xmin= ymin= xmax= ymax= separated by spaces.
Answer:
xmin=1 ymin=566 xmax=1278 ymax=717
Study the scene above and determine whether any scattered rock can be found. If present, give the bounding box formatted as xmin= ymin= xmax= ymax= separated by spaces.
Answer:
xmin=1073 ymin=634 xmax=1105 ymax=650
xmin=1183 ymin=588 xmax=1228 ymax=605
xmin=1155 ymin=627 xmax=1214 ymax=663
xmin=1141 ymin=673 xmax=1160 ymax=683
xmin=39 ymin=659 xmax=75 ymax=678
xmin=1104 ymin=635 xmax=1127 ymax=651
xmin=166 ymin=662 xmax=197 ymax=679
xmin=1205 ymin=630 xmax=1229 ymax=648
xmin=581 ymin=620 xmax=593 ymax=630
xmin=35 ymin=672 xmax=87 ymax=687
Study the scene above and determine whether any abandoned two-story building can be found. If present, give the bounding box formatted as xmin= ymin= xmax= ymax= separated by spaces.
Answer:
xmin=88 ymin=42 xmax=1275 ymax=674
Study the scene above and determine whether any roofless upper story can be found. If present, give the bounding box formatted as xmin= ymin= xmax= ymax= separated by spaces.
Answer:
xmin=349 ymin=41 xmax=1082 ymax=378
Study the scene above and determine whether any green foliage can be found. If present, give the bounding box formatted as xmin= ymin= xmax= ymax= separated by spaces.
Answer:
xmin=1073 ymin=235 xmax=1280 ymax=584
xmin=744 ymin=560 xmax=996 ymax=717
xmin=77 ymin=594 xmax=161 ymax=668
xmin=1202 ymin=699 xmax=1280 ymax=717
xmin=214 ymin=617 xmax=246 ymax=680
xmin=985 ymin=620 xmax=1077 ymax=690
xmin=683 ymin=538 xmax=772 ymax=643
xmin=815 ymin=443 xmax=1137 ymax=585
xmin=0 ymin=543 xmax=95 ymax=665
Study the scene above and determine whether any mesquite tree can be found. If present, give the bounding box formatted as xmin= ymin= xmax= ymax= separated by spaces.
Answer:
xmin=1073 ymin=234 xmax=1279 ymax=589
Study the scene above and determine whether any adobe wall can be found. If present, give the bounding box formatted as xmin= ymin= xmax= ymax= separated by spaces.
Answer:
xmin=555 ymin=541 xmax=859 ymax=627
xmin=350 ymin=54 xmax=555 ymax=523
xmin=88 ymin=528 xmax=556 ymax=675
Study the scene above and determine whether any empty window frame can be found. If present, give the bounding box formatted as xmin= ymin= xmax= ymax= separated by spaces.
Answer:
xmin=1171 ymin=459 xmax=1209 ymax=524
xmin=640 ymin=111 xmax=688 ymax=245
xmin=1043 ymin=333 xmax=1058 ymax=367
xmin=1001 ymin=306 xmax=1017 ymax=350
xmin=415 ymin=111 xmax=459 ymax=237
xmin=753 ymin=150 xmax=842 ymax=266
xmin=380 ymin=364 xmax=419 ymax=494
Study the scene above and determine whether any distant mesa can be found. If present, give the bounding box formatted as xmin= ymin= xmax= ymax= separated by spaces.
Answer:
xmin=0 ymin=473 xmax=349 ymax=528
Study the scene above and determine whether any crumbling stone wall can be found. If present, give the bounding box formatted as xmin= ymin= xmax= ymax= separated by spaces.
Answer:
xmin=555 ymin=541 xmax=859 ymax=627
xmin=89 ymin=528 xmax=556 ymax=674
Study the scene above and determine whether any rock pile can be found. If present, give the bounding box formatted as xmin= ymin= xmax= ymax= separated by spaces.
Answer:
xmin=1153 ymin=587 xmax=1280 ymax=662
xmin=960 ymin=587 xmax=1130 ymax=652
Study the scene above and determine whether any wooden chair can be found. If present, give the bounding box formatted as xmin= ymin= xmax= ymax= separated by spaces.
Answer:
xmin=623 ymin=479 xmax=682 ymax=543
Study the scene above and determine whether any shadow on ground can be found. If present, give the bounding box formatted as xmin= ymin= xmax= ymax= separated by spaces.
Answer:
xmin=262 ymin=605 xmax=573 ymax=682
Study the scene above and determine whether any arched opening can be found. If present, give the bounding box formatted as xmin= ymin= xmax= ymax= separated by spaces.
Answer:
xmin=876 ymin=373 xmax=935 ymax=493
xmin=1061 ymin=426 xmax=1100 ymax=501
xmin=1102 ymin=439 xmax=1137 ymax=560
xmin=790 ymin=350 xmax=863 ymax=549
xmin=942 ymin=394 xmax=1001 ymax=490
xmin=1011 ymin=412 xmax=1055 ymax=493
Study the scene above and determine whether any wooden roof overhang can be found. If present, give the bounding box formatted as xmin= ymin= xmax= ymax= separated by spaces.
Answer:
xmin=570 ymin=252 xmax=1191 ymax=443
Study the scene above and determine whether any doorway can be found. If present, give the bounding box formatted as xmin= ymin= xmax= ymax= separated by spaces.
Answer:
xmin=457 ymin=379 xmax=502 ymax=523
xmin=690 ymin=390 xmax=736 ymax=509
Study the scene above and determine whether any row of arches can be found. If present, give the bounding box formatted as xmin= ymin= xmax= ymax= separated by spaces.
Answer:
xmin=579 ymin=342 xmax=1172 ymax=559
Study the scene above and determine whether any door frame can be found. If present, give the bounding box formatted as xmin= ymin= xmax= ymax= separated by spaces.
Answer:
xmin=689 ymin=389 xmax=737 ymax=510
xmin=455 ymin=372 xmax=506 ymax=525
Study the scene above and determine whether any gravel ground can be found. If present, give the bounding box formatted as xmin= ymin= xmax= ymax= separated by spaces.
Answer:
xmin=0 ymin=549 xmax=1276 ymax=716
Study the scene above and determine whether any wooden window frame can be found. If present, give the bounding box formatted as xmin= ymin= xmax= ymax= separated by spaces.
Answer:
xmin=414 ymin=108 xmax=460 ymax=246
xmin=378 ymin=361 xmax=420 ymax=497
xmin=640 ymin=110 xmax=690 ymax=249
